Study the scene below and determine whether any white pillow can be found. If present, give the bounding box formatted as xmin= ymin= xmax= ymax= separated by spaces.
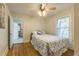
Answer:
xmin=32 ymin=30 xmax=45 ymax=35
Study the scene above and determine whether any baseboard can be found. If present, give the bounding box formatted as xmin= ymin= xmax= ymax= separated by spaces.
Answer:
xmin=74 ymin=52 xmax=79 ymax=56
xmin=74 ymin=54 xmax=79 ymax=56
xmin=3 ymin=47 xmax=8 ymax=56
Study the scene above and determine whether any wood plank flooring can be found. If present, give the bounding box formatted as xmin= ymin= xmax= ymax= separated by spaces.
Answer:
xmin=7 ymin=43 xmax=74 ymax=56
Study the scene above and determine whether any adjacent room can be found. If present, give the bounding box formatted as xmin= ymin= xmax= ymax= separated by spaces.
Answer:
xmin=0 ymin=3 xmax=79 ymax=56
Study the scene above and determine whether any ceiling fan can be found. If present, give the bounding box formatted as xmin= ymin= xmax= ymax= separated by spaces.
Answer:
xmin=38 ymin=4 xmax=56 ymax=16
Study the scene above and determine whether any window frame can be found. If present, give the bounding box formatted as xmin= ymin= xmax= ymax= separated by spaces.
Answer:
xmin=56 ymin=16 xmax=70 ymax=38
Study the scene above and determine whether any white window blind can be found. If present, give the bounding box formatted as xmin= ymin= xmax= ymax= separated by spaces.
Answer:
xmin=56 ymin=16 xmax=70 ymax=38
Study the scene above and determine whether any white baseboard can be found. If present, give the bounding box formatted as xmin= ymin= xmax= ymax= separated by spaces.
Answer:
xmin=74 ymin=54 xmax=78 ymax=56
xmin=3 ymin=47 xmax=8 ymax=56
xmin=74 ymin=53 xmax=79 ymax=56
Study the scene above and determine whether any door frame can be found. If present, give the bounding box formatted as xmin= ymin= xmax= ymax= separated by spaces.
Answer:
xmin=8 ymin=16 xmax=10 ymax=50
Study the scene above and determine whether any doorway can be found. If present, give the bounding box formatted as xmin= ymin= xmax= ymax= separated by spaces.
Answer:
xmin=12 ymin=21 xmax=23 ymax=44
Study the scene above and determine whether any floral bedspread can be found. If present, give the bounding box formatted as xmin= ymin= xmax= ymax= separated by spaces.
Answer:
xmin=31 ymin=34 xmax=68 ymax=56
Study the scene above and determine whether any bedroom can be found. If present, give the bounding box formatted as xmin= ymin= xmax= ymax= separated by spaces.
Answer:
xmin=0 ymin=3 xmax=79 ymax=56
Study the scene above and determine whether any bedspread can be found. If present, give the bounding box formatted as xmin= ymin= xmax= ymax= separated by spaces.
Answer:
xmin=31 ymin=34 xmax=68 ymax=56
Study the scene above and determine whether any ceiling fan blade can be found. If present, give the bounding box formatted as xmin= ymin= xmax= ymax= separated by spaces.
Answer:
xmin=49 ymin=7 xmax=56 ymax=10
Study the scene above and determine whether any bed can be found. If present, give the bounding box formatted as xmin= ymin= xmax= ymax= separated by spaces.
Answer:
xmin=31 ymin=31 xmax=69 ymax=56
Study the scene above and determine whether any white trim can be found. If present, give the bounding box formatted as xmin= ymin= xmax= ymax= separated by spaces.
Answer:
xmin=3 ymin=47 xmax=8 ymax=56
xmin=74 ymin=54 xmax=79 ymax=56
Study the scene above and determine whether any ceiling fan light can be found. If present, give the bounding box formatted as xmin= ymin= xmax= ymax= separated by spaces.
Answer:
xmin=38 ymin=11 xmax=46 ymax=16
xmin=43 ymin=11 xmax=46 ymax=16
xmin=38 ymin=11 xmax=42 ymax=16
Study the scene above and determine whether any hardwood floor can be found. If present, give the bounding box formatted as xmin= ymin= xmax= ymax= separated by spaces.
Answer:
xmin=7 ymin=43 xmax=74 ymax=56
xmin=62 ymin=49 xmax=74 ymax=56
xmin=7 ymin=43 xmax=41 ymax=56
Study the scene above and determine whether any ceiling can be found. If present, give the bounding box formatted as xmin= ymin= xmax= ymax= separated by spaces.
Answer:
xmin=7 ymin=3 xmax=73 ymax=17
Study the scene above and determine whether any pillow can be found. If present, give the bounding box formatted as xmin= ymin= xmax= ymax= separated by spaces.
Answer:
xmin=32 ymin=31 xmax=45 ymax=35
xmin=37 ymin=31 xmax=45 ymax=35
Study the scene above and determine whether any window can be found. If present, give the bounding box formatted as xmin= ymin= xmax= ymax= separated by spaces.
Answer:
xmin=56 ymin=16 xmax=70 ymax=38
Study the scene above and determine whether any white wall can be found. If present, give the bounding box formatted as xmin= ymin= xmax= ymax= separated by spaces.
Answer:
xmin=0 ymin=4 xmax=11 ymax=55
xmin=74 ymin=4 xmax=79 ymax=55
